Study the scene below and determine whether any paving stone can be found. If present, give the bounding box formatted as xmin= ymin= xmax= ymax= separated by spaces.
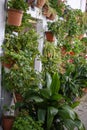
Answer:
xmin=75 ymin=94 xmax=87 ymax=129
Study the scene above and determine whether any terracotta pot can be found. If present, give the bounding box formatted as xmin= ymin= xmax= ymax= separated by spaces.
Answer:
xmin=47 ymin=13 xmax=56 ymax=20
xmin=78 ymin=34 xmax=84 ymax=40
xmin=7 ymin=9 xmax=23 ymax=26
xmin=27 ymin=0 xmax=35 ymax=8
xmin=2 ymin=59 xmax=15 ymax=69
xmin=2 ymin=116 xmax=14 ymax=130
xmin=36 ymin=0 xmax=46 ymax=8
xmin=82 ymin=88 xmax=87 ymax=93
xmin=42 ymin=4 xmax=51 ymax=17
xmin=14 ymin=93 xmax=23 ymax=103
xmin=45 ymin=31 xmax=55 ymax=42
xmin=58 ymin=0 xmax=65 ymax=4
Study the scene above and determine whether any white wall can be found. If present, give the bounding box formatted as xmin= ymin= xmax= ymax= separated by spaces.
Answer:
xmin=67 ymin=0 xmax=86 ymax=12
xmin=0 ymin=0 xmax=5 ymax=99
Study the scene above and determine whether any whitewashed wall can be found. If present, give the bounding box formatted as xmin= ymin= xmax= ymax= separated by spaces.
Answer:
xmin=0 ymin=0 xmax=5 ymax=102
xmin=0 ymin=0 xmax=6 ymax=124
xmin=67 ymin=0 xmax=86 ymax=12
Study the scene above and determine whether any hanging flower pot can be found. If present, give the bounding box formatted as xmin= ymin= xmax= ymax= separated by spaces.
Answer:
xmin=2 ymin=59 xmax=15 ymax=69
xmin=36 ymin=0 xmax=46 ymax=8
xmin=47 ymin=13 xmax=56 ymax=20
xmin=42 ymin=4 xmax=51 ymax=17
xmin=78 ymin=34 xmax=84 ymax=40
xmin=14 ymin=92 xmax=23 ymax=103
xmin=45 ymin=31 xmax=55 ymax=42
xmin=7 ymin=9 xmax=23 ymax=26
xmin=2 ymin=116 xmax=14 ymax=130
xmin=26 ymin=0 xmax=35 ymax=8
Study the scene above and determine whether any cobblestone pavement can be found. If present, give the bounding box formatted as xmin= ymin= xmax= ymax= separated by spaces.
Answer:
xmin=75 ymin=94 xmax=87 ymax=129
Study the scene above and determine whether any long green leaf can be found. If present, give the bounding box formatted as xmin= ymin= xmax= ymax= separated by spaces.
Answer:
xmin=38 ymin=109 xmax=46 ymax=122
xmin=63 ymin=119 xmax=76 ymax=130
xmin=59 ymin=105 xmax=76 ymax=120
xmin=29 ymin=96 xmax=43 ymax=103
xmin=46 ymin=72 xmax=52 ymax=89
xmin=40 ymin=88 xmax=51 ymax=99
xmin=51 ymin=94 xmax=63 ymax=101
xmin=75 ymin=119 xmax=85 ymax=130
xmin=50 ymin=73 xmax=60 ymax=95
xmin=47 ymin=107 xmax=58 ymax=130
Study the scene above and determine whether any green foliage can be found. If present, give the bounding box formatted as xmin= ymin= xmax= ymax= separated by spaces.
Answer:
xmin=60 ymin=59 xmax=87 ymax=101
xmin=23 ymin=73 xmax=85 ymax=130
xmin=12 ymin=115 xmax=43 ymax=130
xmin=41 ymin=41 xmax=62 ymax=75
xmin=8 ymin=0 xmax=28 ymax=12
xmin=49 ymin=0 xmax=66 ymax=16
xmin=64 ymin=8 xmax=84 ymax=36
xmin=1 ymin=30 xmax=41 ymax=94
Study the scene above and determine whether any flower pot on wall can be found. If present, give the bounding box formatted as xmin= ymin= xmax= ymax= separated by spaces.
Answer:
xmin=2 ymin=56 xmax=15 ymax=69
xmin=26 ymin=0 xmax=35 ymax=8
xmin=47 ymin=13 xmax=56 ymax=20
xmin=42 ymin=4 xmax=51 ymax=17
xmin=45 ymin=31 xmax=55 ymax=42
xmin=7 ymin=9 xmax=23 ymax=26
xmin=14 ymin=92 xmax=23 ymax=103
xmin=36 ymin=0 xmax=46 ymax=8
xmin=78 ymin=34 xmax=84 ymax=40
xmin=2 ymin=116 xmax=14 ymax=130
xmin=2 ymin=60 xmax=15 ymax=69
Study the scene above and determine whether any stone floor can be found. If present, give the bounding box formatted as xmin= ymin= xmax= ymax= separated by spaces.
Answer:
xmin=75 ymin=93 xmax=87 ymax=129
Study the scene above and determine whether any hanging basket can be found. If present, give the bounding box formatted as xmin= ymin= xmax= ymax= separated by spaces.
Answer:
xmin=7 ymin=9 xmax=23 ymax=26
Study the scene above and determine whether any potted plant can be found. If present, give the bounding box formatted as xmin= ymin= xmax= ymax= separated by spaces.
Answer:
xmin=49 ymin=0 xmax=66 ymax=17
xmin=2 ymin=30 xmax=42 ymax=102
xmin=36 ymin=0 xmax=47 ymax=8
xmin=7 ymin=0 xmax=28 ymax=26
xmin=42 ymin=3 xmax=51 ymax=17
xmin=47 ymin=18 xmax=66 ymax=44
xmin=23 ymin=73 xmax=85 ymax=130
xmin=2 ymin=105 xmax=15 ymax=130
xmin=41 ymin=41 xmax=62 ymax=75
xmin=47 ymin=7 xmax=57 ymax=20
xmin=45 ymin=31 xmax=55 ymax=42
xmin=26 ymin=0 xmax=35 ymax=8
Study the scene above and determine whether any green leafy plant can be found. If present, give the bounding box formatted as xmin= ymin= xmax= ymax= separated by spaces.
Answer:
xmin=41 ymin=41 xmax=62 ymax=75
xmin=1 ymin=30 xmax=41 ymax=94
xmin=3 ymin=105 xmax=15 ymax=116
xmin=60 ymin=58 xmax=87 ymax=102
xmin=12 ymin=115 xmax=43 ymax=130
xmin=64 ymin=8 xmax=84 ymax=37
xmin=23 ymin=73 xmax=85 ymax=130
xmin=49 ymin=0 xmax=66 ymax=16
xmin=8 ymin=0 xmax=28 ymax=12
